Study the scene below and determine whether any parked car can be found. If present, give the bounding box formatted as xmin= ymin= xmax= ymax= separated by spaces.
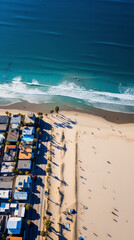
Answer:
xmin=38 ymin=143 xmax=41 ymax=149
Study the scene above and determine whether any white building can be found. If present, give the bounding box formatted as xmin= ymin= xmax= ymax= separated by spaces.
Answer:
xmin=7 ymin=217 xmax=22 ymax=234
xmin=15 ymin=175 xmax=31 ymax=190
xmin=0 ymin=190 xmax=11 ymax=199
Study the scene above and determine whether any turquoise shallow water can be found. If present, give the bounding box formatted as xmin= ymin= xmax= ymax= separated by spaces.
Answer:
xmin=0 ymin=0 xmax=134 ymax=112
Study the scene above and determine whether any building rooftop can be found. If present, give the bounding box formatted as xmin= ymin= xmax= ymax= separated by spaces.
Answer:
xmin=19 ymin=145 xmax=33 ymax=159
xmin=7 ymin=129 xmax=19 ymax=142
xmin=11 ymin=115 xmax=21 ymax=125
xmin=6 ymin=237 xmax=23 ymax=240
xmin=1 ymin=162 xmax=15 ymax=173
xmin=22 ymin=126 xmax=35 ymax=136
xmin=3 ymin=145 xmax=18 ymax=162
xmin=25 ymin=112 xmax=35 ymax=125
xmin=0 ymin=124 xmax=8 ymax=132
xmin=0 ymin=132 xmax=5 ymax=144
xmin=0 ymin=116 xmax=9 ymax=124
xmin=0 ymin=176 xmax=14 ymax=189
xmin=14 ymin=204 xmax=26 ymax=218
xmin=17 ymin=160 xmax=32 ymax=170
xmin=6 ymin=236 xmax=22 ymax=240
xmin=0 ymin=190 xmax=11 ymax=199
xmin=15 ymin=175 xmax=31 ymax=190
xmin=0 ymin=203 xmax=10 ymax=213
xmin=14 ymin=191 xmax=28 ymax=201
xmin=7 ymin=217 xmax=22 ymax=235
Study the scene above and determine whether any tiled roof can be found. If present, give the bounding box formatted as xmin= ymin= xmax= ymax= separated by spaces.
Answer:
xmin=7 ymin=129 xmax=19 ymax=142
xmin=17 ymin=160 xmax=31 ymax=170
xmin=3 ymin=145 xmax=17 ymax=161
xmin=19 ymin=145 xmax=33 ymax=159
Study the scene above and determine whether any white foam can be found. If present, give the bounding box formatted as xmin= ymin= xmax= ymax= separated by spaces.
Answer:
xmin=48 ymin=81 xmax=134 ymax=106
xmin=0 ymin=78 xmax=134 ymax=110
xmin=27 ymin=79 xmax=40 ymax=86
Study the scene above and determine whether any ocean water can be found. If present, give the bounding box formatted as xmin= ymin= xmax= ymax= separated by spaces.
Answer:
xmin=0 ymin=0 xmax=134 ymax=112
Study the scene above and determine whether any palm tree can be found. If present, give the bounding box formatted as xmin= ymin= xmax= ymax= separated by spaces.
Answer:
xmin=8 ymin=112 xmax=12 ymax=117
xmin=33 ymin=138 xmax=37 ymax=143
xmin=44 ymin=219 xmax=51 ymax=230
xmin=49 ymin=109 xmax=54 ymax=116
xmin=36 ymin=127 xmax=40 ymax=133
xmin=54 ymin=106 xmax=59 ymax=114
xmin=5 ymin=111 xmax=9 ymax=115
xmin=26 ymin=203 xmax=32 ymax=210
xmin=37 ymin=112 xmax=43 ymax=116
xmin=45 ymin=113 xmax=48 ymax=117
xmin=27 ymin=220 xmax=32 ymax=226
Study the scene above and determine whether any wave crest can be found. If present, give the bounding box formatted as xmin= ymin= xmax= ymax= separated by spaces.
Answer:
xmin=0 ymin=77 xmax=134 ymax=111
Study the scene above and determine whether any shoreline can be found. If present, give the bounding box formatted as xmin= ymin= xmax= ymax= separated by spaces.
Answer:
xmin=0 ymin=101 xmax=134 ymax=124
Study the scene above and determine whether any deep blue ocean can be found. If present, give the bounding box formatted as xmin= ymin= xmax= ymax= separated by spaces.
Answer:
xmin=0 ymin=0 xmax=134 ymax=112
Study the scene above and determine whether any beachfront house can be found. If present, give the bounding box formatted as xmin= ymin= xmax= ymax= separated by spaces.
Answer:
xmin=17 ymin=160 xmax=32 ymax=172
xmin=11 ymin=115 xmax=21 ymax=129
xmin=0 ymin=116 xmax=9 ymax=132
xmin=25 ymin=112 xmax=35 ymax=126
xmin=19 ymin=143 xmax=33 ymax=160
xmin=10 ymin=203 xmax=26 ymax=218
xmin=0 ymin=190 xmax=11 ymax=199
xmin=3 ymin=145 xmax=18 ymax=162
xmin=22 ymin=126 xmax=35 ymax=136
xmin=7 ymin=217 xmax=22 ymax=235
xmin=15 ymin=175 xmax=32 ymax=191
xmin=0 ymin=162 xmax=16 ymax=174
xmin=14 ymin=191 xmax=28 ymax=201
xmin=0 ymin=203 xmax=10 ymax=213
xmin=7 ymin=129 xmax=19 ymax=143
xmin=0 ymin=176 xmax=14 ymax=189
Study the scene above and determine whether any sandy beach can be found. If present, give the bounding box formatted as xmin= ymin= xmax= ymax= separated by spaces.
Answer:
xmin=0 ymin=107 xmax=134 ymax=239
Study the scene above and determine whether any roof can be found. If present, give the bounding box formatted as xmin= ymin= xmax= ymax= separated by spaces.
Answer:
xmin=19 ymin=145 xmax=33 ymax=159
xmin=17 ymin=160 xmax=32 ymax=170
xmin=3 ymin=145 xmax=17 ymax=161
xmin=0 ymin=124 xmax=8 ymax=131
xmin=11 ymin=115 xmax=21 ymax=124
xmin=0 ymin=133 xmax=5 ymax=144
xmin=1 ymin=162 xmax=15 ymax=173
xmin=14 ymin=204 xmax=25 ymax=218
xmin=15 ymin=175 xmax=31 ymax=190
xmin=14 ymin=191 xmax=28 ymax=200
xmin=7 ymin=129 xmax=19 ymax=142
xmin=7 ymin=237 xmax=22 ymax=240
xmin=0 ymin=203 xmax=10 ymax=213
xmin=0 ymin=116 xmax=9 ymax=124
xmin=7 ymin=217 xmax=22 ymax=234
xmin=0 ymin=190 xmax=11 ymax=199
xmin=0 ymin=176 xmax=14 ymax=189
xmin=6 ymin=237 xmax=22 ymax=240
xmin=25 ymin=112 xmax=35 ymax=125
xmin=22 ymin=126 xmax=35 ymax=136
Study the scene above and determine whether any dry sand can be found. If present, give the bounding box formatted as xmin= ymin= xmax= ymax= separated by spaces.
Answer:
xmin=0 ymin=107 xmax=134 ymax=240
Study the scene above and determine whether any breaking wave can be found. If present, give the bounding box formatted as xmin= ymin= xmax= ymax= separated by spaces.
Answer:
xmin=0 ymin=77 xmax=134 ymax=112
